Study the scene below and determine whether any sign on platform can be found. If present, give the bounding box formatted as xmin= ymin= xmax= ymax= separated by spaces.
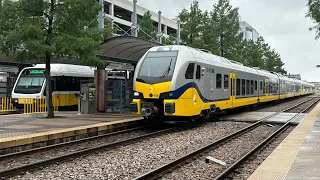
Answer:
xmin=106 ymin=62 xmax=134 ymax=71
xmin=106 ymin=62 xmax=122 ymax=70
xmin=122 ymin=63 xmax=134 ymax=71
xmin=0 ymin=66 xmax=19 ymax=73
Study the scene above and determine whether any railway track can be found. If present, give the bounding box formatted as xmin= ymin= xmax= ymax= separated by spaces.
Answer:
xmin=0 ymin=122 xmax=203 ymax=179
xmin=213 ymin=97 xmax=320 ymax=180
xmin=0 ymin=96 xmax=318 ymax=179
xmin=133 ymin=97 xmax=320 ymax=180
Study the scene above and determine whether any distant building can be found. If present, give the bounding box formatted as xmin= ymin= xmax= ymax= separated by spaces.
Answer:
xmin=308 ymin=82 xmax=320 ymax=92
xmin=104 ymin=0 xmax=177 ymax=36
xmin=239 ymin=21 xmax=259 ymax=42
xmin=285 ymin=73 xmax=301 ymax=80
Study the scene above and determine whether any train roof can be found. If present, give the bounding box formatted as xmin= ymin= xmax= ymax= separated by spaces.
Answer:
xmin=146 ymin=45 xmax=315 ymax=86
xmin=26 ymin=64 xmax=112 ymax=77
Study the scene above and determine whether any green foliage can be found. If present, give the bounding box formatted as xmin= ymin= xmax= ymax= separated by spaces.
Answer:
xmin=0 ymin=0 xmax=115 ymax=117
xmin=0 ymin=0 xmax=114 ymax=67
xmin=178 ymin=0 xmax=206 ymax=48
xmin=176 ymin=0 xmax=286 ymax=74
xmin=0 ymin=0 xmax=21 ymax=56
xmin=162 ymin=33 xmax=177 ymax=45
xmin=137 ymin=11 xmax=157 ymax=42
xmin=306 ymin=0 xmax=320 ymax=39
xmin=205 ymin=0 xmax=243 ymax=60
xmin=239 ymin=37 xmax=286 ymax=74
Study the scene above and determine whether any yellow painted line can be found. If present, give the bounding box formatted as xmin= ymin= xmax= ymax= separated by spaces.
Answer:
xmin=248 ymin=102 xmax=320 ymax=180
xmin=0 ymin=117 xmax=143 ymax=149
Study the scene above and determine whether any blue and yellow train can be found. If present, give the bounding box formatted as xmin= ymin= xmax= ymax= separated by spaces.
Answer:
xmin=130 ymin=45 xmax=315 ymax=121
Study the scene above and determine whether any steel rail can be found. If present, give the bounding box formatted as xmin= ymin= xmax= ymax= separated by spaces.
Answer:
xmin=0 ymin=122 xmax=198 ymax=178
xmin=133 ymin=97 xmax=318 ymax=180
xmin=213 ymin=97 xmax=320 ymax=180
xmin=0 ymin=124 xmax=154 ymax=160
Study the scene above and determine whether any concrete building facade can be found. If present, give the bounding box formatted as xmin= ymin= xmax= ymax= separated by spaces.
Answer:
xmin=104 ymin=0 xmax=177 ymax=37
xmin=239 ymin=21 xmax=259 ymax=42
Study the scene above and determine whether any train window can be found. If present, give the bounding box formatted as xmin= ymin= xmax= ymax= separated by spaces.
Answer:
xmin=236 ymin=79 xmax=240 ymax=95
xmin=246 ymin=80 xmax=250 ymax=95
xmin=263 ymin=82 xmax=266 ymax=93
xmin=196 ymin=65 xmax=201 ymax=79
xmin=255 ymin=81 xmax=257 ymax=91
xmin=216 ymin=74 xmax=222 ymax=89
xmin=224 ymin=75 xmax=229 ymax=89
xmin=260 ymin=81 xmax=263 ymax=91
xmin=242 ymin=79 xmax=245 ymax=95
xmin=185 ymin=63 xmax=195 ymax=79
xmin=251 ymin=80 xmax=254 ymax=94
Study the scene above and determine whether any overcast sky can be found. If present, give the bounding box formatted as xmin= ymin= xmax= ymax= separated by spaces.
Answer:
xmin=133 ymin=0 xmax=320 ymax=82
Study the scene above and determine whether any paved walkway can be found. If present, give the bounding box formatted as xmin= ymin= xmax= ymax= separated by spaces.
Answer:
xmin=248 ymin=102 xmax=320 ymax=180
xmin=0 ymin=112 xmax=141 ymax=139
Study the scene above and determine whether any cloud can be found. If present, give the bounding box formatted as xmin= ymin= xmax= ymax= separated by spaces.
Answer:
xmin=135 ymin=0 xmax=320 ymax=82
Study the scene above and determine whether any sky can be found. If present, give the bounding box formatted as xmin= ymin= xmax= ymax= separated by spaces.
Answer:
xmin=131 ymin=0 xmax=320 ymax=82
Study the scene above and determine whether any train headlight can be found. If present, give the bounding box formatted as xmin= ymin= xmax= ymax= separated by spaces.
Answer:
xmin=134 ymin=92 xmax=140 ymax=96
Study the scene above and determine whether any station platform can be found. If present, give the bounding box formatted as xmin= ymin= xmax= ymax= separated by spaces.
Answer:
xmin=248 ymin=102 xmax=320 ymax=180
xmin=0 ymin=112 xmax=143 ymax=151
xmin=219 ymin=111 xmax=308 ymax=125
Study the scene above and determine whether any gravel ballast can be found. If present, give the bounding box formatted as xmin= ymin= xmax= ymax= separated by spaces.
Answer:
xmin=229 ymin=125 xmax=295 ymax=179
xmin=9 ymin=121 xmax=251 ymax=180
xmin=159 ymin=123 xmax=281 ymax=179
xmin=255 ymin=96 xmax=312 ymax=112
xmin=0 ymin=126 xmax=158 ymax=171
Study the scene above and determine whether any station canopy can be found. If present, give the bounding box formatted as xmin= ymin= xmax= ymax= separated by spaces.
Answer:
xmin=0 ymin=36 xmax=161 ymax=67
xmin=96 ymin=36 xmax=161 ymax=64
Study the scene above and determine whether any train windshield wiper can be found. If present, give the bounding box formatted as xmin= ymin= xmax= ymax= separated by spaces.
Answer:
xmin=159 ymin=58 xmax=173 ymax=79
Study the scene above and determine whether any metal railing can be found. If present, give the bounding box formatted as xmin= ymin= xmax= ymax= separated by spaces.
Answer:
xmin=1 ymin=97 xmax=15 ymax=112
xmin=0 ymin=97 xmax=59 ymax=114
xmin=23 ymin=98 xmax=59 ymax=114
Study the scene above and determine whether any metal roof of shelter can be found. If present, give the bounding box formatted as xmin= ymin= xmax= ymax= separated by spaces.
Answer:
xmin=0 ymin=36 xmax=161 ymax=67
xmin=96 ymin=36 xmax=161 ymax=64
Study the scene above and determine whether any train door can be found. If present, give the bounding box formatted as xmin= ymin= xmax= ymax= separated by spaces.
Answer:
xmin=230 ymin=72 xmax=236 ymax=108
xmin=195 ymin=64 xmax=204 ymax=94
xmin=266 ymin=78 xmax=269 ymax=100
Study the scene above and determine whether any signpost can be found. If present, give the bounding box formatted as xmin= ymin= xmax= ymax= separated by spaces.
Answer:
xmin=0 ymin=65 xmax=19 ymax=73
xmin=106 ymin=62 xmax=134 ymax=71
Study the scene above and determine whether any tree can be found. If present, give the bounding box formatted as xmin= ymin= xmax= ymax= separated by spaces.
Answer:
xmin=0 ymin=0 xmax=114 ymax=118
xmin=240 ymin=39 xmax=264 ymax=67
xmin=162 ymin=33 xmax=177 ymax=45
xmin=204 ymin=0 xmax=243 ymax=60
xmin=137 ymin=11 xmax=157 ymax=42
xmin=178 ymin=0 xmax=206 ymax=48
xmin=175 ymin=0 xmax=286 ymax=74
xmin=306 ymin=0 xmax=320 ymax=39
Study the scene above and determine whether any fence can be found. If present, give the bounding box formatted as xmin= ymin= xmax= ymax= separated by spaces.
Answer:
xmin=1 ymin=97 xmax=15 ymax=112
xmin=23 ymin=98 xmax=59 ymax=114
xmin=0 ymin=97 xmax=58 ymax=114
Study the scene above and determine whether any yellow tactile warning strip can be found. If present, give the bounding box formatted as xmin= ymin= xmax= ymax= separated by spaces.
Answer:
xmin=248 ymin=102 xmax=320 ymax=180
xmin=0 ymin=117 xmax=143 ymax=149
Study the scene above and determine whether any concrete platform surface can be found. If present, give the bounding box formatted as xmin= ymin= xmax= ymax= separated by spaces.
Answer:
xmin=220 ymin=111 xmax=307 ymax=125
xmin=248 ymin=102 xmax=320 ymax=180
xmin=0 ymin=112 xmax=143 ymax=149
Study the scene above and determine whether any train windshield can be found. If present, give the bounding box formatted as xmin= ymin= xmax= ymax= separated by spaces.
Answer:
xmin=14 ymin=69 xmax=45 ymax=94
xmin=137 ymin=51 xmax=178 ymax=84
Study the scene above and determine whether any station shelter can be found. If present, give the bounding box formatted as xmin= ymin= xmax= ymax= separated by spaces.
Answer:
xmin=87 ymin=36 xmax=161 ymax=113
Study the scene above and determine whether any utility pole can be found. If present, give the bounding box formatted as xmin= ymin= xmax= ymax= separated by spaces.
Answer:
xmin=132 ymin=0 xmax=138 ymax=37
xmin=157 ymin=11 xmax=162 ymax=44
xmin=98 ymin=0 xmax=104 ymax=31
xmin=177 ymin=18 xmax=181 ymax=45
